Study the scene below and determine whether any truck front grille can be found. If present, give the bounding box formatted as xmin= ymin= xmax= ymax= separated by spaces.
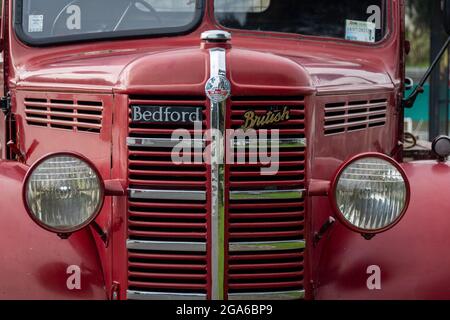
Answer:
xmin=126 ymin=96 xmax=306 ymax=300
xmin=126 ymin=96 xmax=209 ymax=300
xmin=226 ymin=98 xmax=306 ymax=300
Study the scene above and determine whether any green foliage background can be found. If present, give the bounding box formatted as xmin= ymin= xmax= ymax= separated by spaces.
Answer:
xmin=406 ymin=0 xmax=431 ymax=67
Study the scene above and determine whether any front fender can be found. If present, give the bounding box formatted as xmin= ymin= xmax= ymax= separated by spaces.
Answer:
xmin=316 ymin=161 xmax=450 ymax=300
xmin=0 ymin=161 xmax=106 ymax=299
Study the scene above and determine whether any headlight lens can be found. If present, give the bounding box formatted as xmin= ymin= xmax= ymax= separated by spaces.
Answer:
xmin=24 ymin=154 xmax=104 ymax=233
xmin=333 ymin=155 xmax=409 ymax=233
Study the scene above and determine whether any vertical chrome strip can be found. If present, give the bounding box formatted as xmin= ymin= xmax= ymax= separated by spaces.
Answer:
xmin=209 ymin=48 xmax=227 ymax=300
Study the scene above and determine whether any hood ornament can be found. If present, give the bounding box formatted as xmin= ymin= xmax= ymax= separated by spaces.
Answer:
xmin=201 ymin=30 xmax=232 ymax=42
xmin=205 ymin=74 xmax=231 ymax=103
xmin=203 ymin=30 xmax=232 ymax=104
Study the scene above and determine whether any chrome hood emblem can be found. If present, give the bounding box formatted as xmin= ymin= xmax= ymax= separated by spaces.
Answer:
xmin=205 ymin=75 xmax=231 ymax=103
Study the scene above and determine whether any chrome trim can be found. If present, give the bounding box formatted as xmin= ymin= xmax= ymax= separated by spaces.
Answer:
xmin=201 ymin=30 xmax=232 ymax=41
xmin=129 ymin=188 xmax=206 ymax=201
xmin=228 ymin=290 xmax=305 ymax=301
xmin=233 ymin=138 xmax=307 ymax=148
xmin=127 ymin=240 xmax=206 ymax=252
xmin=126 ymin=137 xmax=205 ymax=148
xmin=209 ymin=47 xmax=227 ymax=300
xmin=229 ymin=240 xmax=306 ymax=252
xmin=127 ymin=290 xmax=207 ymax=300
xmin=230 ymin=189 xmax=305 ymax=201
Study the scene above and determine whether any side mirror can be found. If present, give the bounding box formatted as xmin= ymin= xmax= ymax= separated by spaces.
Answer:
xmin=443 ymin=0 xmax=450 ymax=35
xmin=405 ymin=77 xmax=414 ymax=91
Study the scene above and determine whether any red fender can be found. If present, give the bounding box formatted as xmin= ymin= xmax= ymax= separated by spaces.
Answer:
xmin=0 ymin=161 xmax=107 ymax=299
xmin=316 ymin=161 xmax=450 ymax=300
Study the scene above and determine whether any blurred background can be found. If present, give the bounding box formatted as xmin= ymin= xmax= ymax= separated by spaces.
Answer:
xmin=406 ymin=0 xmax=449 ymax=142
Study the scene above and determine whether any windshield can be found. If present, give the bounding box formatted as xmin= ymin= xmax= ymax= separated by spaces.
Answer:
xmin=15 ymin=0 xmax=203 ymax=45
xmin=214 ymin=0 xmax=388 ymax=43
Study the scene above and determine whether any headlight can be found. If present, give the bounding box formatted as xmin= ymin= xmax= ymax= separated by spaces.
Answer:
xmin=330 ymin=153 xmax=410 ymax=235
xmin=23 ymin=153 xmax=104 ymax=234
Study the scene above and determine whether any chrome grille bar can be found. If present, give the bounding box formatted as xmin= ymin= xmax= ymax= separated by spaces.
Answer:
xmin=127 ymin=137 xmax=205 ymax=148
xmin=127 ymin=240 xmax=206 ymax=252
xmin=127 ymin=291 xmax=207 ymax=300
xmin=129 ymin=189 xmax=206 ymax=201
xmin=229 ymin=240 xmax=306 ymax=252
xmin=232 ymin=138 xmax=307 ymax=148
xmin=209 ymin=47 xmax=227 ymax=300
xmin=229 ymin=189 xmax=305 ymax=201
xmin=228 ymin=290 xmax=305 ymax=301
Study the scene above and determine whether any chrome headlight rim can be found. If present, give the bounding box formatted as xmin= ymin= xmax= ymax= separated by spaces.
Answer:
xmin=330 ymin=152 xmax=410 ymax=235
xmin=22 ymin=152 xmax=105 ymax=234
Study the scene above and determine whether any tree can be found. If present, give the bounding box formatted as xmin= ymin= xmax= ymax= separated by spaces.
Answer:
xmin=407 ymin=0 xmax=432 ymax=31
xmin=406 ymin=0 xmax=432 ymax=67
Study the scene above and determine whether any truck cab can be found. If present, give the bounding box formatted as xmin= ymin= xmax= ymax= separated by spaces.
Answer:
xmin=1 ymin=0 xmax=449 ymax=300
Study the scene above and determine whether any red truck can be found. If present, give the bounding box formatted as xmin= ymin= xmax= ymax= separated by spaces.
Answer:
xmin=1 ymin=0 xmax=450 ymax=300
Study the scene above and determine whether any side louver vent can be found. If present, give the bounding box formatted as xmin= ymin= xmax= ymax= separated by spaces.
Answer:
xmin=24 ymin=98 xmax=103 ymax=133
xmin=324 ymin=98 xmax=388 ymax=135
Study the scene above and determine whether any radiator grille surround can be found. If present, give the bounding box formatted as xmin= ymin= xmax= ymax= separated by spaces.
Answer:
xmin=126 ymin=96 xmax=306 ymax=300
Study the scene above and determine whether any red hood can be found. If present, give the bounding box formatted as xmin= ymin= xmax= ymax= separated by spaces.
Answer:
xmin=15 ymin=45 xmax=393 ymax=95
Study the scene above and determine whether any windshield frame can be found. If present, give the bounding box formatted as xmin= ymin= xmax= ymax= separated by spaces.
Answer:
xmin=211 ymin=0 xmax=393 ymax=47
xmin=13 ymin=0 xmax=205 ymax=47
